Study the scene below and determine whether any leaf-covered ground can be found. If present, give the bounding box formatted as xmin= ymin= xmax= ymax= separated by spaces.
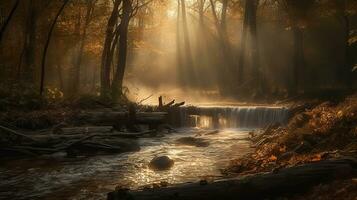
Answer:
xmin=223 ymin=94 xmax=357 ymax=199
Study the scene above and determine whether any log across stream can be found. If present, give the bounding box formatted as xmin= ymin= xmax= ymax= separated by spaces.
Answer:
xmin=0 ymin=128 xmax=253 ymax=200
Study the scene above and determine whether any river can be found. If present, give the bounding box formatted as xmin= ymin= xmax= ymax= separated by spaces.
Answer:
xmin=0 ymin=105 xmax=288 ymax=200
xmin=0 ymin=128 xmax=253 ymax=200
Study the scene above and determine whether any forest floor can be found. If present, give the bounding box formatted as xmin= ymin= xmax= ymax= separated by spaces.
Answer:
xmin=223 ymin=94 xmax=357 ymax=199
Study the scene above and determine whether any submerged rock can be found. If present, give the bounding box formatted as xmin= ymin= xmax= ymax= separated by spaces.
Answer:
xmin=67 ymin=138 xmax=140 ymax=157
xmin=175 ymin=137 xmax=210 ymax=147
xmin=149 ymin=156 xmax=174 ymax=171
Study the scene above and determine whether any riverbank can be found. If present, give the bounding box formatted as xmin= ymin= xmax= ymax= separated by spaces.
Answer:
xmin=222 ymin=94 xmax=357 ymax=199
xmin=0 ymin=94 xmax=190 ymax=158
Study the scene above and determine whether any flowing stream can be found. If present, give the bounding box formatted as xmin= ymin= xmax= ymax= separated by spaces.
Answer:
xmin=0 ymin=106 xmax=288 ymax=200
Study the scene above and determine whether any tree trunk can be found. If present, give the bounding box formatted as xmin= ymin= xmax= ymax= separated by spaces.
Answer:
xmin=198 ymin=0 xmax=204 ymax=28
xmin=17 ymin=42 xmax=26 ymax=80
xmin=70 ymin=11 xmax=82 ymax=95
xmin=249 ymin=0 xmax=263 ymax=93
xmin=194 ymin=0 xmax=206 ymax=88
xmin=342 ymin=15 xmax=351 ymax=86
xmin=221 ymin=0 xmax=228 ymax=33
xmin=237 ymin=0 xmax=250 ymax=86
xmin=72 ymin=1 xmax=96 ymax=95
xmin=210 ymin=0 xmax=234 ymax=93
xmin=180 ymin=0 xmax=195 ymax=86
xmin=111 ymin=0 xmax=132 ymax=100
xmin=209 ymin=0 xmax=230 ymax=53
xmin=40 ymin=0 xmax=69 ymax=95
xmin=100 ymin=0 xmax=122 ymax=98
xmin=0 ymin=0 xmax=20 ymax=43
xmin=291 ymin=26 xmax=304 ymax=95
xmin=23 ymin=0 xmax=37 ymax=83
xmin=176 ymin=0 xmax=185 ymax=86
xmin=56 ymin=64 xmax=64 ymax=91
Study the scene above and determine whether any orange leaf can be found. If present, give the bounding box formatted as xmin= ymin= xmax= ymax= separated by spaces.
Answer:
xmin=269 ymin=155 xmax=277 ymax=161
xmin=312 ymin=154 xmax=321 ymax=161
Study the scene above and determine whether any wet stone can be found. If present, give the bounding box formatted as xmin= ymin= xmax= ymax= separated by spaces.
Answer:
xmin=149 ymin=156 xmax=174 ymax=171
xmin=175 ymin=137 xmax=210 ymax=147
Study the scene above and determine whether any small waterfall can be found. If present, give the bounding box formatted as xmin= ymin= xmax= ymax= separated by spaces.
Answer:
xmin=177 ymin=106 xmax=289 ymax=128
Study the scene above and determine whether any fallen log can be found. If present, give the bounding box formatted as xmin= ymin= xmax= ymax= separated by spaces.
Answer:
xmin=54 ymin=132 xmax=144 ymax=151
xmin=0 ymin=125 xmax=37 ymax=143
xmin=33 ymin=130 xmax=156 ymax=143
xmin=66 ymin=138 xmax=140 ymax=156
xmin=172 ymin=102 xmax=185 ymax=108
xmin=77 ymin=112 xmax=167 ymax=125
xmin=1 ymin=130 xmax=152 ymax=156
xmin=108 ymin=158 xmax=357 ymax=200
xmin=135 ymin=112 xmax=167 ymax=124
xmin=164 ymin=100 xmax=175 ymax=108
xmin=77 ymin=141 xmax=123 ymax=152
xmin=158 ymin=96 xmax=185 ymax=110
xmin=114 ymin=130 xmax=156 ymax=138
xmin=53 ymin=126 xmax=114 ymax=135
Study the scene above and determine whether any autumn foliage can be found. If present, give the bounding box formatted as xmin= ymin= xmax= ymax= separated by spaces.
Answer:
xmin=224 ymin=94 xmax=357 ymax=176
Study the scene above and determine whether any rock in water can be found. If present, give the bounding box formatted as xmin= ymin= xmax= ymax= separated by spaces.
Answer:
xmin=149 ymin=156 xmax=174 ymax=171
xmin=175 ymin=137 xmax=210 ymax=147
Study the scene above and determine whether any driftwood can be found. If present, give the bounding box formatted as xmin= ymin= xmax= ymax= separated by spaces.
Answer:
xmin=164 ymin=100 xmax=175 ymax=108
xmin=157 ymin=96 xmax=185 ymax=127
xmin=108 ymin=158 xmax=357 ymax=200
xmin=0 ymin=124 xmax=150 ymax=156
xmin=0 ymin=109 xmax=170 ymax=158
xmin=172 ymin=102 xmax=185 ymax=108
xmin=77 ymin=112 xmax=167 ymax=125
xmin=53 ymin=126 xmax=114 ymax=135
xmin=157 ymin=96 xmax=185 ymax=111
xmin=49 ymin=130 xmax=153 ymax=151
xmin=0 ymin=125 xmax=38 ymax=143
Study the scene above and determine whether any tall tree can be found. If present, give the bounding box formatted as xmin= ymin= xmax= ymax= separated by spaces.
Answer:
xmin=111 ymin=0 xmax=132 ymax=99
xmin=100 ymin=0 xmax=122 ymax=98
xmin=237 ymin=0 xmax=250 ymax=86
xmin=71 ymin=0 xmax=97 ymax=95
xmin=100 ymin=0 xmax=153 ymax=99
xmin=221 ymin=0 xmax=228 ymax=35
xmin=17 ymin=1 xmax=51 ymax=83
xmin=329 ymin=0 xmax=356 ymax=86
xmin=279 ymin=0 xmax=315 ymax=94
xmin=180 ymin=0 xmax=195 ymax=86
xmin=249 ymin=0 xmax=263 ymax=93
xmin=22 ymin=0 xmax=38 ymax=82
xmin=40 ymin=0 xmax=70 ymax=95
xmin=176 ymin=0 xmax=185 ymax=86
xmin=209 ymin=0 xmax=235 ymax=93
xmin=237 ymin=0 xmax=261 ymax=93
xmin=0 ymin=0 xmax=20 ymax=43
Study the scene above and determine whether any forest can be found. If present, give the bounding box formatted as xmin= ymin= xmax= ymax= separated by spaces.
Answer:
xmin=0 ymin=0 xmax=357 ymax=200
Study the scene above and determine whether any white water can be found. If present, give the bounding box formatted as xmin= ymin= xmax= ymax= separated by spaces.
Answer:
xmin=179 ymin=106 xmax=289 ymax=128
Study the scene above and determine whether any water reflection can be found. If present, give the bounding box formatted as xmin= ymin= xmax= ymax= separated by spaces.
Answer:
xmin=0 ymin=128 xmax=253 ymax=200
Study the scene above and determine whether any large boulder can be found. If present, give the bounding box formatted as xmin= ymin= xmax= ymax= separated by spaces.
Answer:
xmin=149 ymin=156 xmax=174 ymax=171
